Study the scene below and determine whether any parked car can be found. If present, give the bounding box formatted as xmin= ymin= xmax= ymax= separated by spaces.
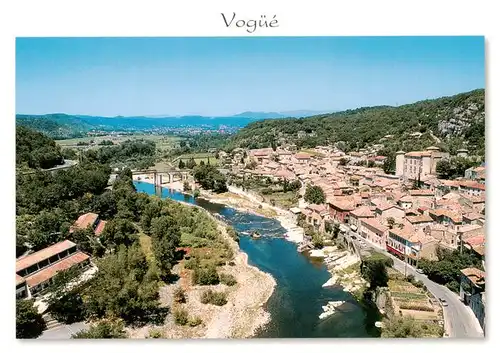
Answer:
xmin=439 ymin=298 xmax=448 ymax=307
xmin=416 ymin=268 xmax=424 ymax=274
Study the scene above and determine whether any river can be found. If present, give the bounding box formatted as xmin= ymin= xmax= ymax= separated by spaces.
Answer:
xmin=134 ymin=181 xmax=380 ymax=338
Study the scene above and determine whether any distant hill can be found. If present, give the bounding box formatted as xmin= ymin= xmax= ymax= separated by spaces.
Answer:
xmin=225 ymin=89 xmax=485 ymax=158
xmin=15 ymin=110 xmax=334 ymax=139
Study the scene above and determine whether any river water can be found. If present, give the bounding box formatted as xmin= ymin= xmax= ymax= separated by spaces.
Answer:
xmin=134 ymin=181 xmax=380 ymax=338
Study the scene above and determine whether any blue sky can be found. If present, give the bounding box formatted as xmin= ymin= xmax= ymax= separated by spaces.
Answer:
xmin=16 ymin=37 xmax=485 ymax=116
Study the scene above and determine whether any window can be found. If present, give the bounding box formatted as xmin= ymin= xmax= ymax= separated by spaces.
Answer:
xmin=38 ymin=259 xmax=50 ymax=270
xmin=48 ymin=254 xmax=60 ymax=264
xmin=26 ymin=264 xmax=39 ymax=276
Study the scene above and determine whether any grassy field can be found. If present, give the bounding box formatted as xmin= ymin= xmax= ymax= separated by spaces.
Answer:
xmin=299 ymin=149 xmax=325 ymax=158
xmin=56 ymin=134 xmax=183 ymax=152
xmin=175 ymin=153 xmax=218 ymax=166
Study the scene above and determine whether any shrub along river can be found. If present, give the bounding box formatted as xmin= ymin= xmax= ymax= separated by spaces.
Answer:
xmin=134 ymin=181 xmax=380 ymax=338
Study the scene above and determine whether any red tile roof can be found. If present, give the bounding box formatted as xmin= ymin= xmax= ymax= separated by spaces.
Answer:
xmin=16 ymin=240 xmax=77 ymax=273
xmin=24 ymin=251 xmax=90 ymax=288
xmin=460 ymin=267 xmax=485 ymax=286
xmin=295 ymin=152 xmax=312 ymax=159
xmin=409 ymin=189 xmax=434 ymax=196
xmin=360 ymin=218 xmax=388 ymax=233
xmin=73 ymin=212 xmax=99 ymax=230
xmin=464 ymin=235 xmax=485 ymax=247
xmin=406 ymin=215 xmax=433 ymax=224
xmin=94 ymin=220 xmax=107 ymax=236
xmin=350 ymin=206 xmax=374 ymax=218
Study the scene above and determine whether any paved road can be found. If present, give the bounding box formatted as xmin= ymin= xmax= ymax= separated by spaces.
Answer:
xmin=39 ymin=322 xmax=89 ymax=340
xmin=340 ymin=225 xmax=484 ymax=338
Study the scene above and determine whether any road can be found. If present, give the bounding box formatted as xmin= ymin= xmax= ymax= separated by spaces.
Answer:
xmin=340 ymin=225 xmax=484 ymax=338
xmin=39 ymin=322 xmax=89 ymax=339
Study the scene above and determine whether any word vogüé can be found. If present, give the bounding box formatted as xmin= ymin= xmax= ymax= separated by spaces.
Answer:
xmin=221 ymin=13 xmax=279 ymax=33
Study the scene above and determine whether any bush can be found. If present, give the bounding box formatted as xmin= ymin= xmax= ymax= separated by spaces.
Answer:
xmin=188 ymin=317 xmax=203 ymax=327
xmin=193 ymin=189 xmax=200 ymax=198
xmin=200 ymin=289 xmax=228 ymax=306
xmin=173 ymin=308 xmax=189 ymax=326
xmin=148 ymin=328 xmax=163 ymax=338
xmin=173 ymin=287 xmax=186 ymax=303
xmin=219 ymin=273 xmax=237 ymax=286
xmin=192 ymin=265 xmax=220 ymax=285
xmin=184 ymin=257 xmax=199 ymax=270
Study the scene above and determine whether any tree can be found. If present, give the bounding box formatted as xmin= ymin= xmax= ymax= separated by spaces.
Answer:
xmin=387 ymin=217 xmax=395 ymax=229
xmin=186 ymin=158 xmax=197 ymax=169
xmin=383 ymin=154 xmax=396 ymax=174
xmin=100 ymin=218 xmax=138 ymax=250
xmin=312 ymin=233 xmax=324 ymax=249
xmin=45 ymin=266 xmax=86 ymax=324
xmin=178 ymin=159 xmax=186 ymax=169
xmin=436 ymin=157 xmax=480 ymax=180
xmin=183 ymin=181 xmax=191 ymax=192
xmin=193 ymin=164 xmax=228 ymax=193
xmin=361 ymin=254 xmax=391 ymax=289
xmin=83 ymin=244 xmax=163 ymax=324
xmin=150 ymin=216 xmax=181 ymax=278
xmin=304 ymin=185 xmax=326 ymax=204
xmin=16 ymin=299 xmax=46 ymax=339
xmin=72 ymin=319 xmax=127 ymax=339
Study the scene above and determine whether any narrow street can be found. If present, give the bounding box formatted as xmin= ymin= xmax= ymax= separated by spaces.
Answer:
xmin=339 ymin=224 xmax=484 ymax=338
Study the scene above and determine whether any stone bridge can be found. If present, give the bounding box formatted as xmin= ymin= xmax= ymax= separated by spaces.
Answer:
xmin=131 ymin=169 xmax=190 ymax=186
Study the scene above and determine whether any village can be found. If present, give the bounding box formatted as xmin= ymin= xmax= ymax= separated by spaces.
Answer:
xmin=216 ymin=142 xmax=485 ymax=334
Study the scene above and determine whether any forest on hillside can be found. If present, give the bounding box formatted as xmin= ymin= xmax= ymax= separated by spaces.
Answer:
xmin=16 ymin=126 xmax=64 ymax=169
xmin=225 ymin=89 xmax=485 ymax=158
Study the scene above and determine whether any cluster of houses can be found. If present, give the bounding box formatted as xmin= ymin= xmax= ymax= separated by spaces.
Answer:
xmin=227 ymin=144 xmax=486 ymax=330
xmin=15 ymin=213 xmax=106 ymax=310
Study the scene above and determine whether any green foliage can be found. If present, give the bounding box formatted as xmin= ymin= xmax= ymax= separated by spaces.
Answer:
xmin=185 ymin=158 xmax=197 ymax=169
xmin=226 ymin=89 xmax=485 ymax=158
xmin=178 ymin=159 xmax=185 ymax=169
xmin=72 ymin=319 xmax=127 ymax=338
xmin=219 ymin=273 xmax=237 ymax=286
xmin=200 ymin=289 xmax=228 ymax=306
xmin=173 ymin=287 xmax=186 ymax=303
xmin=192 ymin=265 xmax=220 ymax=285
xmin=436 ymin=157 xmax=481 ymax=180
xmin=188 ymin=317 xmax=203 ymax=327
xmin=83 ymin=139 xmax=156 ymax=169
xmin=312 ymin=233 xmax=324 ymax=249
xmin=381 ymin=316 xmax=444 ymax=338
xmin=101 ymin=218 xmax=138 ymax=250
xmin=418 ymin=247 xmax=483 ymax=292
xmin=173 ymin=308 xmax=189 ymax=326
xmin=183 ymin=181 xmax=191 ymax=192
xmin=16 ymin=299 xmax=46 ymax=339
xmin=150 ymin=215 xmax=181 ymax=278
xmin=304 ymin=185 xmax=326 ymax=204
xmin=83 ymin=244 xmax=164 ymax=325
xmin=193 ymin=189 xmax=200 ymax=198
xmin=16 ymin=162 xmax=111 ymax=216
xmin=147 ymin=328 xmax=163 ymax=338
xmin=16 ymin=126 xmax=64 ymax=169
xmin=361 ymin=253 xmax=392 ymax=289
xmin=193 ymin=164 xmax=228 ymax=193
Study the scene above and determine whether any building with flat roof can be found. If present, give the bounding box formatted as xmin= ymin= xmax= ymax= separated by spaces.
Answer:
xmin=395 ymin=146 xmax=449 ymax=181
xmin=15 ymin=240 xmax=91 ymax=299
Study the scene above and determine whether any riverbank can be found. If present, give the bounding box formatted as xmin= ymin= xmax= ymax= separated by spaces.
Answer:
xmin=310 ymin=245 xmax=368 ymax=296
xmin=199 ymin=186 xmax=304 ymax=244
xmin=128 ymin=182 xmax=276 ymax=339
